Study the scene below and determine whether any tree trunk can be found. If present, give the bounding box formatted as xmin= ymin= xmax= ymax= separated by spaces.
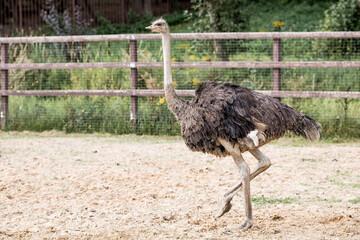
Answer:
xmin=207 ymin=2 xmax=229 ymax=61
xmin=144 ymin=0 xmax=152 ymax=15
xmin=215 ymin=39 xmax=229 ymax=61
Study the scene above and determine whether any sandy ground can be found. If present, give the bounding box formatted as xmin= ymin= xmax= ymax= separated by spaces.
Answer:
xmin=0 ymin=131 xmax=359 ymax=240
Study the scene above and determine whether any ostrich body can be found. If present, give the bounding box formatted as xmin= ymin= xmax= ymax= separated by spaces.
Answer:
xmin=146 ymin=19 xmax=321 ymax=232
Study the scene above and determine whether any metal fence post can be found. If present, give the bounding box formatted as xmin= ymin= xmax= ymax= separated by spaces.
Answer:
xmin=130 ymin=40 xmax=138 ymax=130
xmin=1 ymin=43 xmax=9 ymax=129
xmin=273 ymin=38 xmax=281 ymax=100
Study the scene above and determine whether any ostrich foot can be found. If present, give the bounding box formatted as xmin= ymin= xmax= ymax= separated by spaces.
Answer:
xmin=214 ymin=201 xmax=232 ymax=220
xmin=223 ymin=217 xmax=253 ymax=233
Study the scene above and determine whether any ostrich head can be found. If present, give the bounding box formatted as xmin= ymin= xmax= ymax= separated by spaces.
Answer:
xmin=145 ymin=18 xmax=169 ymax=34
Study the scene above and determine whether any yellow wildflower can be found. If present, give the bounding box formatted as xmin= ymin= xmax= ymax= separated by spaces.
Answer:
xmin=259 ymin=29 xmax=265 ymax=32
xmin=180 ymin=44 xmax=189 ymax=50
xmin=81 ymin=109 xmax=85 ymax=112
xmin=157 ymin=96 xmax=166 ymax=105
xmin=273 ymin=21 xmax=285 ymax=28
xmin=173 ymin=81 xmax=178 ymax=88
xmin=192 ymin=77 xmax=200 ymax=86
xmin=189 ymin=55 xmax=195 ymax=60
xmin=171 ymin=57 xmax=176 ymax=62
xmin=202 ymin=55 xmax=211 ymax=61
xmin=172 ymin=70 xmax=175 ymax=75
xmin=189 ymin=68 xmax=196 ymax=73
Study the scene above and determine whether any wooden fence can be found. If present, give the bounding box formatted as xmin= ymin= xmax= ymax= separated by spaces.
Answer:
xmin=1 ymin=31 xmax=360 ymax=129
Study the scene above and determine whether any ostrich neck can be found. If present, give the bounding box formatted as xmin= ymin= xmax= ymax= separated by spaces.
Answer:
xmin=162 ymin=32 xmax=173 ymax=87
xmin=161 ymin=32 xmax=186 ymax=120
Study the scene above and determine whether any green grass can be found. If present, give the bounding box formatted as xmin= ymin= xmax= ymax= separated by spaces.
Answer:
xmin=5 ymin=95 xmax=180 ymax=135
xmin=318 ymin=197 xmax=342 ymax=203
xmin=329 ymin=179 xmax=360 ymax=189
xmin=349 ymin=197 xmax=360 ymax=204
xmin=252 ymin=196 xmax=300 ymax=205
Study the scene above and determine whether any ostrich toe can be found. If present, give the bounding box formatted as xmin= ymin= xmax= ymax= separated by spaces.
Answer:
xmin=224 ymin=217 xmax=253 ymax=233
xmin=214 ymin=202 xmax=232 ymax=220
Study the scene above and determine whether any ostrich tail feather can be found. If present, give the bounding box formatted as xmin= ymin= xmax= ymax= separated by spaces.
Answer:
xmin=292 ymin=115 xmax=322 ymax=142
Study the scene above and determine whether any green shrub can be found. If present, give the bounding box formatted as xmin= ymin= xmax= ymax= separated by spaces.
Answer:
xmin=316 ymin=0 xmax=360 ymax=58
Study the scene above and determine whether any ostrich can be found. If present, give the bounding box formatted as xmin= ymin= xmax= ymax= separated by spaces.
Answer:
xmin=146 ymin=18 xmax=321 ymax=232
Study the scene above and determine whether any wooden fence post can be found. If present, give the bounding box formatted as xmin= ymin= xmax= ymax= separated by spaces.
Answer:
xmin=130 ymin=40 xmax=138 ymax=130
xmin=273 ymin=38 xmax=281 ymax=100
xmin=1 ymin=43 xmax=9 ymax=129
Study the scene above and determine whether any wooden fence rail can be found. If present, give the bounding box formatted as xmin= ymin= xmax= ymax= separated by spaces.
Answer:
xmin=2 ymin=31 xmax=360 ymax=43
xmin=1 ymin=89 xmax=359 ymax=98
xmin=3 ymin=61 xmax=360 ymax=70
xmin=1 ymin=31 xmax=360 ymax=129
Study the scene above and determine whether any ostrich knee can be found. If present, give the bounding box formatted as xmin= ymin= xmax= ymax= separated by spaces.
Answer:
xmin=249 ymin=148 xmax=271 ymax=181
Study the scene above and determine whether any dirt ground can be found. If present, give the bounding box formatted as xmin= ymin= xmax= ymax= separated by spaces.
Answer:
xmin=0 ymin=131 xmax=359 ymax=240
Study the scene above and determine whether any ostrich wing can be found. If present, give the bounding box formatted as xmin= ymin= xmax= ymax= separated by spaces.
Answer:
xmin=180 ymin=81 xmax=257 ymax=156
xmin=194 ymin=81 xmax=257 ymax=139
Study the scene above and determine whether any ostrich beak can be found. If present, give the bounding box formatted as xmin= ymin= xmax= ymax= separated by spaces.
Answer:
xmin=145 ymin=25 xmax=154 ymax=30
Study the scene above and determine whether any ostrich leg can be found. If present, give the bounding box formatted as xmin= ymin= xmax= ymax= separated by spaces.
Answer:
xmin=217 ymin=138 xmax=253 ymax=231
xmin=215 ymin=148 xmax=271 ymax=220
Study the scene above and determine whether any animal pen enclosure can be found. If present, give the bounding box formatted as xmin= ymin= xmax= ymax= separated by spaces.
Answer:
xmin=1 ymin=31 xmax=360 ymax=135
xmin=2 ymin=31 xmax=360 ymax=239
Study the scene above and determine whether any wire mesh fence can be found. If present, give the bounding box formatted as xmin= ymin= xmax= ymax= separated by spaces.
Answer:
xmin=1 ymin=32 xmax=360 ymax=137
xmin=0 ymin=0 xmax=178 ymax=36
